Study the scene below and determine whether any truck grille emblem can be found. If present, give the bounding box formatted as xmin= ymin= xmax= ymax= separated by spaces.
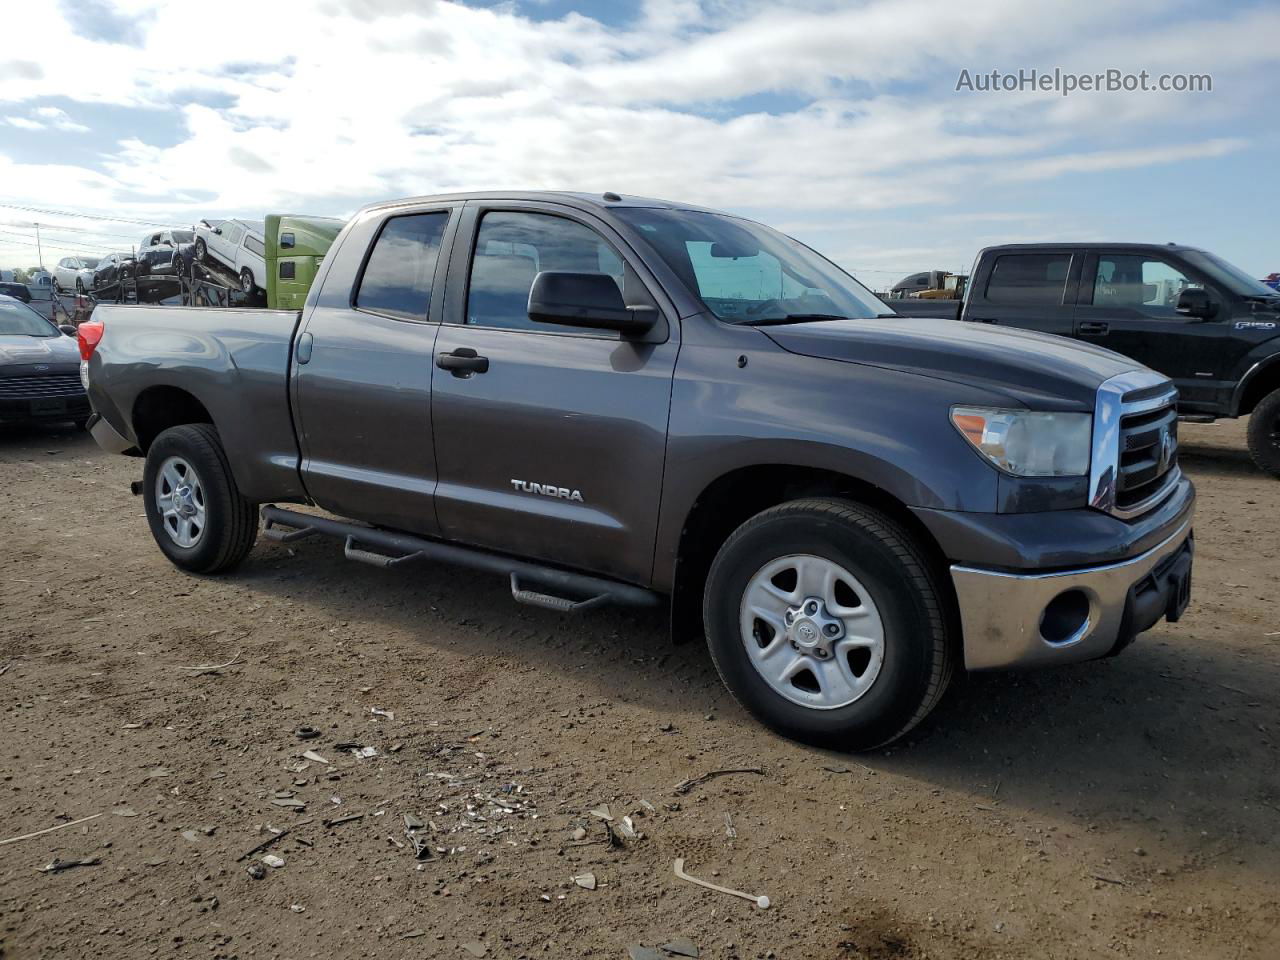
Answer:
xmin=511 ymin=479 xmax=584 ymax=503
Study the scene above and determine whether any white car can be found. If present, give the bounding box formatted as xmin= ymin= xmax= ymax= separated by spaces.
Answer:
xmin=193 ymin=218 xmax=267 ymax=294
xmin=53 ymin=256 xmax=101 ymax=294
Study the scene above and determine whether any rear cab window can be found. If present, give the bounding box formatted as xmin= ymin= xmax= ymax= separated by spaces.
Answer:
xmin=354 ymin=212 xmax=451 ymax=321
xmin=985 ymin=253 xmax=1072 ymax=305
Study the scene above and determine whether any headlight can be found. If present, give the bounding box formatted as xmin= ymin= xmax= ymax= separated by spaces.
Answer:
xmin=951 ymin=406 xmax=1092 ymax=477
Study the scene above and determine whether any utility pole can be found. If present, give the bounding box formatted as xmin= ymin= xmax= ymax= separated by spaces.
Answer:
xmin=35 ymin=222 xmax=43 ymax=270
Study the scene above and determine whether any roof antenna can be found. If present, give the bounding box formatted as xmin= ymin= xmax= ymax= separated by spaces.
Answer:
xmin=602 ymin=191 xmax=622 ymax=202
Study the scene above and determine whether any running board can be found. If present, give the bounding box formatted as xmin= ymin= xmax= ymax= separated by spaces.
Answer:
xmin=259 ymin=505 xmax=659 ymax=613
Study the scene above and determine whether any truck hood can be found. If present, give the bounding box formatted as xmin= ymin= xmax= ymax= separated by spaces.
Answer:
xmin=761 ymin=316 xmax=1141 ymax=409
xmin=0 ymin=334 xmax=79 ymax=368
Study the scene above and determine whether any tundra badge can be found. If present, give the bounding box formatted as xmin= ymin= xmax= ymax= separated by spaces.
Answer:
xmin=511 ymin=479 xmax=584 ymax=503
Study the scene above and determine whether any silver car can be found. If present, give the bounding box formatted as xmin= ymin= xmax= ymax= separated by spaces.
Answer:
xmin=53 ymin=257 xmax=100 ymax=294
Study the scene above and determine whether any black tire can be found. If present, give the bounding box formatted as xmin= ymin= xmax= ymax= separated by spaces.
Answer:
xmin=194 ymin=237 xmax=207 ymax=263
xmin=703 ymin=498 xmax=954 ymax=750
xmin=142 ymin=423 xmax=258 ymax=574
xmin=1246 ymin=388 xmax=1280 ymax=478
xmin=75 ymin=279 xmax=85 ymax=295
xmin=240 ymin=268 xmax=254 ymax=294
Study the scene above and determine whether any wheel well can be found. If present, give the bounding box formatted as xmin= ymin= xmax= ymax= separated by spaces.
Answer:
xmin=670 ymin=465 xmax=955 ymax=642
xmin=132 ymin=387 xmax=213 ymax=452
xmin=1237 ymin=361 xmax=1280 ymax=416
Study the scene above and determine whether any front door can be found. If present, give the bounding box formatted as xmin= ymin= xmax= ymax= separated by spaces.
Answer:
xmin=1075 ymin=252 xmax=1229 ymax=409
xmin=430 ymin=203 xmax=678 ymax=585
xmin=293 ymin=205 xmax=459 ymax=535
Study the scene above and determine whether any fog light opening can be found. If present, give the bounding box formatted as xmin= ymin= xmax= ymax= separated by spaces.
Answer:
xmin=1040 ymin=589 xmax=1091 ymax=646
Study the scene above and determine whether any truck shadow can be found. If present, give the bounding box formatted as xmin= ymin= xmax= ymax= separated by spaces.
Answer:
xmin=234 ymin=533 xmax=1279 ymax=873
xmin=1177 ymin=440 xmax=1261 ymax=479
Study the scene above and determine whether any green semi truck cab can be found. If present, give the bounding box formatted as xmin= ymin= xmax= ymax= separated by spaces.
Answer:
xmin=265 ymin=215 xmax=345 ymax=310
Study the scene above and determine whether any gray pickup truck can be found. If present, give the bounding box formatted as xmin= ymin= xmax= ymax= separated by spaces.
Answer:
xmin=82 ymin=191 xmax=1196 ymax=749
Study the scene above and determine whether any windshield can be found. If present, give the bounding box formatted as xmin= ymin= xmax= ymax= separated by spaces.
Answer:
xmin=615 ymin=208 xmax=891 ymax=323
xmin=80 ymin=257 xmax=100 ymax=268
xmin=0 ymin=300 xmax=56 ymax=337
xmin=172 ymin=230 xmax=193 ymax=243
xmin=1183 ymin=250 xmax=1279 ymax=298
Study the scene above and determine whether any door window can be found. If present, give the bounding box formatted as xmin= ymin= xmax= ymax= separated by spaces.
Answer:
xmin=985 ymin=254 xmax=1072 ymax=304
xmin=466 ymin=211 xmax=624 ymax=334
xmin=244 ymin=235 xmax=265 ymax=257
xmin=1092 ymin=255 xmax=1201 ymax=316
xmin=354 ymin=211 xmax=450 ymax=321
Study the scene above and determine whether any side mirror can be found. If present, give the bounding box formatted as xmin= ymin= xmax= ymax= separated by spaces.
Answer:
xmin=213 ymin=227 xmax=222 ymax=235
xmin=59 ymin=324 xmax=77 ymax=336
xmin=1176 ymin=287 xmax=1217 ymax=320
xmin=527 ymin=272 xmax=655 ymax=336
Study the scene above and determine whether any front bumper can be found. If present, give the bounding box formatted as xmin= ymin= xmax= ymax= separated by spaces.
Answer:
xmin=951 ymin=515 xmax=1194 ymax=670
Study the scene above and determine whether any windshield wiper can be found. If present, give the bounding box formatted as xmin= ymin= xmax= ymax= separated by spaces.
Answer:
xmin=737 ymin=313 xmax=851 ymax=327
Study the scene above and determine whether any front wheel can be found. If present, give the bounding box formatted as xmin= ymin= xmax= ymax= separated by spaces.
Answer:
xmin=240 ymin=268 xmax=254 ymax=294
xmin=194 ymin=237 xmax=207 ymax=262
xmin=703 ymin=498 xmax=954 ymax=750
xmin=1246 ymin=388 xmax=1280 ymax=478
xmin=143 ymin=424 xmax=258 ymax=574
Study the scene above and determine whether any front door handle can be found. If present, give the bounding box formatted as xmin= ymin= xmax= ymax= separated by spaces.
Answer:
xmin=295 ymin=331 xmax=314 ymax=364
xmin=436 ymin=347 xmax=489 ymax=377
xmin=1078 ymin=321 xmax=1109 ymax=336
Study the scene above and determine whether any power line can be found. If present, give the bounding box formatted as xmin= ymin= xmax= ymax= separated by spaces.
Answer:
xmin=0 ymin=200 xmax=186 ymax=228
xmin=0 ymin=228 xmax=123 ymax=253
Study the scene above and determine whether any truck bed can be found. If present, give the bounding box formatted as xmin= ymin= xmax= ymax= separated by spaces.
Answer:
xmin=886 ymin=299 xmax=963 ymax=321
xmin=86 ymin=304 xmax=307 ymax=503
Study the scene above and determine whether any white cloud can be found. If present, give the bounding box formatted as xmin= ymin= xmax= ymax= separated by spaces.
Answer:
xmin=0 ymin=0 xmax=1277 ymax=274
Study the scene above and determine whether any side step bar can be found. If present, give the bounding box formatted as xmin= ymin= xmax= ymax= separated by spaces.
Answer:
xmin=260 ymin=505 xmax=659 ymax=613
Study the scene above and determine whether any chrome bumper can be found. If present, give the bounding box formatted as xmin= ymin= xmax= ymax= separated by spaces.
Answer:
xmin=87 ymin=412 xmax=135 ymax=455
xmin=951 ymin=515 xmax=1194 ymax=670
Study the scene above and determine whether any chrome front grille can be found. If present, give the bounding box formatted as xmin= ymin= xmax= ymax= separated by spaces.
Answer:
xmin=0 ymin=373 xmax=85 ymax=399
xmin=1089 ymin=371 xmax=1180 ymax=520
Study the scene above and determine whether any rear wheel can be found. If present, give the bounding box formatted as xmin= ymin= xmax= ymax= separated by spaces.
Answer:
xmin=143 ymin=424 xmax=258 ymax=574
xmin=703 ymin=498 xmax=954 ymax=750
xmin=1246 ymin=387 xmax=1280 ymax=478
xmin=240 ymin=268 xmax=255 ymax=294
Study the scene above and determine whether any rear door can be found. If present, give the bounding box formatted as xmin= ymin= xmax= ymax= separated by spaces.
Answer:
xmin=966 ymin=248 xmax=1080 ymax=336
xmin=1074 ymin=251 xmax=1229 ymax=407
xmin=430 ymin=201 xmax=678 ymax=585
xmin=292 ymin=203 xmax=460 ymax=535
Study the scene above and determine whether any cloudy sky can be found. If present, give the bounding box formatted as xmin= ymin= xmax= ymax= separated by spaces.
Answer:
xmin=1 ymin=0 xmax=1277 ymax=284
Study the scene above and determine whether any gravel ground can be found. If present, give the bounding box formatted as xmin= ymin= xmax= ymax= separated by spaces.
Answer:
xmin=0 ymin=418 xmax=1277 ymax=960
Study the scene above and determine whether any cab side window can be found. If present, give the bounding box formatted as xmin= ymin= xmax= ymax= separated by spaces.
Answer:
xmin=466 ymin=211 xmax=625 ymax=334
xmin=354 ymin=212 xmax=450 ymax=321
xmin=985 ymin=254 xmax=1071 ymax=305
xmin=1092 ymin=256 xmax=1201 ymax=316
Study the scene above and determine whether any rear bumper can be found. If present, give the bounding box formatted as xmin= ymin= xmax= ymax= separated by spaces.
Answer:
xmin=951 ymin=515 xmax=1194 ymax=670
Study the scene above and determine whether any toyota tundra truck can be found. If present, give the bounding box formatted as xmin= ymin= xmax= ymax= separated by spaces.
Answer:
xmin=80 ymin=191 xmax=1196 ymax=749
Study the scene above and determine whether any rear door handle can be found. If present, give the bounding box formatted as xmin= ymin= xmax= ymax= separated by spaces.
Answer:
xmin=1078 ymin=321 xmax=1109 ymax=336
xmin=436 ymin=347 xmax=489 ymax=377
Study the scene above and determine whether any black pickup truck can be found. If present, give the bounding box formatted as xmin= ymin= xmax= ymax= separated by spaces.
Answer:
xmin=80 ymin=192 xmax=1196 ymax=750
xmin=892 ymin=243 xmax=1280 ymax=476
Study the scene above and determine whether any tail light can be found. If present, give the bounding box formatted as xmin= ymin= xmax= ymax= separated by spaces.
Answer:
xmin=77 ymin=319 xmax=104 ymax=361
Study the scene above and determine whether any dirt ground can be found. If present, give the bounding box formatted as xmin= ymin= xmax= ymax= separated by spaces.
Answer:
xmin=1 ymin=419 xmax=1277 ymax=960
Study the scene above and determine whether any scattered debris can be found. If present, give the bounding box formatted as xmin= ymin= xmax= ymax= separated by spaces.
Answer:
xmin=571 ymin=826 xmax=587 ymax=841
xmin=460 ymin=942 xmax=487 ymax=957
xmin=673 ymin=767 xmax=764 ymax=795
xmin=295 ymin=726 xmax=321 ymax=740
xmin=371 ymin=707 xmax=394 ymax=721
xmin=111 ymin=807 xmax=139 ymax=818
xmin=290 ymin=904 xmax=305 ymax=913
xmin=40 ymin=856 xmax=101 ymax=874
xmin=324 ymin=813 xmax=364 ymax=829
xmin=589 ymin=804 xmax=614 ymax=821
xmin=572 ymin=872 xmax=598 ymax=890
xmin=261 ymin=854 xmax=286 ymax=869
xmin=1092 ymin=874 xmax=1128 ymax=886
xmin=146 ymin=767 xmax=172 ymax=779
xmin=662 ymin=938 xmax=700 ymax=958
xmin=0 ymin=660 xmax=12 ymax=676
xmin=246 ymin=863 xmax=266 ymax=880
xmin=673 ymin=858 xmax=769 ymax=909
xmin=301 ymin=750 xmax=330 ymax=765
xmin=723 ymin=813 xmax=736 ymax=839
xmin=181 ymin=830 xmax=201 ymax=843
xmin=270 ymin=797 xmax=307 ymax=810
xmin=179 ymin=651 xmax=245 ymax=676
xmin=356 ymin=746 xmax=378 ymax=759
xmin=619 ymin=815 xmax=639 ymax=839
xmin=237 ymin=828 xmax=289 ymax=862
xmin=628 ymin=947 xmax=665 ymax=960
xmin=0 ymin=813 xmax=102 ymax=848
